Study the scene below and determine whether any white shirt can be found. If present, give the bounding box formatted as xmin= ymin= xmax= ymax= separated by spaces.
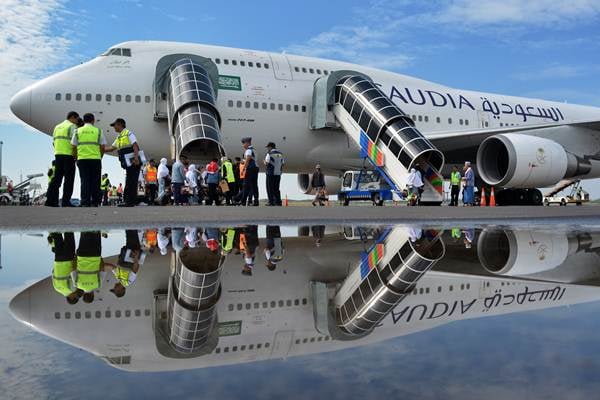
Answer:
xmin=71 ymin=123 xmax=107 ymax=146
xmin=186 ymin=170 xmax=198 ymax=188
xmin=244 ymin=148 xmax=254 ymax=159
xmin=158 ymin=161 xmax=169 ymax=179
xmin=112 ymin=130 xmax=137 ymax=147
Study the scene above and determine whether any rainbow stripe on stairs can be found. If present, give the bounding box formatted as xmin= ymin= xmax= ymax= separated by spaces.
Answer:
xmin=360 ymin=243 xmax=385 ymax=279
xmin=359 ymin=131 xmax=384 ymax=167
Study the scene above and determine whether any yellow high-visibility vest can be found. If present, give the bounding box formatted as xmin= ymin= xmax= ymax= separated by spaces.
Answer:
xmin=52 ymin=261 xmax=74 ymax=297
xmin=114 ymin=129 xmax=132 ymax=150
xmin=53 ymin=120 xmax=75 ymax=156
xmin=76 ymin=125 xmax=102 ymax=160
xmin=76 ymin=256 xmax=101 ymax=291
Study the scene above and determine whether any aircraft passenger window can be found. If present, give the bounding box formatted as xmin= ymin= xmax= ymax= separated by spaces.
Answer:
xmin=426 ymin=288 xmax=430 ymax=293
xmin=115 ymin=310 xmax=121 ymax=317
xmin=484 ymin=121 xmax=489 ymax=127
xmin=449 ymin=285 xmax=453 ymax=291
xmin=418 ymin=115 xmax=423 ymax=122
xmin=301 ymin=105 xmax=307 ymax=112
xmin=135 ymin=95 xmax=141 ymax=103
xmin=424 ymin=116 xmax=429 ymax=122
xmin=232 ymin=346 xmax=238 ymax=351
xmin=295 ymin=339 xmax=300 ymax=344
xmin=302 ymin=67 xmax=307 ymax=73
xmin=215 ymin=58 xmax=221 ymax=64
xmin=302 ymin=298 xmax=307 ymax=305
xmin=65 ymin=312 xmax=71 ymax=319
xmin=145 ymin=96 xmax=151 ymax=103
xmin=125 ymin=310 xmax=131 ymax=317
xmin=227 ymin=100 xmax=234 ymax=107
xmin=256 ymin=62 xmax=262 ymax=68
xmin=122 ymin=48 xmax=131 ymax=57
xmin=278 ymin=300 xmax=284 ymax=307
xmin=286 ymin=104 xmax=291 ymax=111
xmin=116 ymin=95 xmax=122 ymax=102
xmin=294 ymin=67 xmax=299 ymax=72
xmin=76 ymin=93 xmax=82 ymax=101
xmin=310 ymin=337 xmax=315 ymax=342
xmin=303 ymin=338 xmax=308 ymax=343
xmin=241 ymin=345 xmax=246 ymax=351
xmin=262 ymin=301 xmax=268 ymax=308
xmin=237 ymin=100 xmax=242 ymax=108
xmin=438 ymin=286 xmax=442 ymax=292
xmin=294 ymin=299 xmax=299 ymax=306
xmin=461 ymin=284 xmax=465 ymax=290
xmin=216 ymin=348 xmax=221 ymax=354
xmin=294 ymin=105 xmax=299 ymax=112
xmin=448 ymin=118 xmax=452 ymax=124
xmin=95 ymin=94 xmax=101 ymax=102
xmin=286 ymin=300 xmax=292 ymax=306
xmin=54 ymin=312 xmax=60 ymax=319
xmin=262 ymin=102 xmax=268 ymax=110
xmin=145 ymin=309 xmax=150 ymax=316
xmin=240 ymin=61 xmax=246 ymax=66
xmin=224 ymin=59 xmax=229 ymax=65
xmin=85 ymin=93 xmax=91 ymax=101
xmin=66 ymin=93 xmax=71 ymax=101
xmin=316 ymin=69 xmax=321 ymax=74
xmin=55 ymin=93 xmax=61 ymax=101
xmin=228 ymin=304 xmax=234 ymax=311
xmin=253 ymin=102 xmax=259 ymax=109
xmin=270 ymin=300 xmax=276 ymax=307
xmin=419 ymin=288 xmax=424 ymax=294
xmin=245 ymin=101 xmax=251 ymax=108
xmin=278 ymin=104 xmax=283 ymax=111
xmin=499 ymin=122 xmax=503 ymax=127
xmin=317 ymin=337 xmax=323 ymax=341
xmin=270 ymin=103 xmax=275 ymax=110
xmin=232 ymin=60 xmax=237 ymax=66
xmin=308 ymin=68 xmax=313 ymax=73
xmin=257 ymin=343 xmax=262 ymax=349
xmin=224 ymin=347 xmax=229 ymax=353
xmin=125 ymin=95 xmax=131 ymax=102
xmin=105 ymin=310 xmax=111 ymax=318
xmin=237 ymin=303 xmax=243 ymax=310
xmin=75 ymin=312 xmax=81 ymax=319
xmin=248 ymin=61 xmax=254 ymax=67
xmin=249 ymin=344 xmax=254 ymax=350
xmin=84 ymin=311 xmax=91 ymax=319
xmin=264 ymin=63 xmax=269 ymax=69
xmin=436 ymin=116 xmax=440 ymax=123
xmin=459 ymin=119 xmax=463 ymax=125
xmin=467 ymin=283 xmax=471 ymax=289
xmin=135 ymin=309 xmax=141 ymax=316
xmin=265 ymin=343 xmax=270 ymax=348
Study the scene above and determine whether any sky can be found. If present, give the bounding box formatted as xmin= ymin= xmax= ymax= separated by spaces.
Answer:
xmin=1 ymin=0 xmax=600 ymax=198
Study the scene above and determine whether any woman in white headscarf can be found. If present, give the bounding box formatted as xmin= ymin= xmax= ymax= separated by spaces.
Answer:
xmin=186 ymin=164 xmax=199 ymax=204
xmin=406 ymin=168 xmax=424 ymax=205
xmin=157 ymin=158 xmax=170 ymax=202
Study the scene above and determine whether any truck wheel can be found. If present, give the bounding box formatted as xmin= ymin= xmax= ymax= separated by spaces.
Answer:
xmin=372 ymin=193 xmax=383 ymax=206
xmin=341 ymin=196 xmax=349 ymax=206
xmin=560 ymin=199 xmax=566 ymax=206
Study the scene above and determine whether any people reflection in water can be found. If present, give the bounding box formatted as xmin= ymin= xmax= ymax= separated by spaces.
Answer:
xmin=264 ymin=225 xmax=284 ymax=271
xmin=143 ymin=228 xmax=158 ymax=254
xmin=462 ymin=228 xmax=474 ymax=249
xmin=220 ymin=228 xmax=237 ymax=255
xmin=48 ymin=232 xmax=83 ymax=304
xmin=74 ymin=231 xmax=113 ymax=303
xmin=157 ymin=228 xmax=171 ymax=256
xmin=241 ymin=225 xmax=259 ymax=276
xmin=201 ymin=227 xmax=221 ymax=253
xmin=111 ymin=230 xmax=142 ymax=298
xmin=311 ymin=225 xmax=325 ymax=247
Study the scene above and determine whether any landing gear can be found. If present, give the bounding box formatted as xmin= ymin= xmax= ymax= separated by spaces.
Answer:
xmin=494 ymin=188 xmax=543 ymax=206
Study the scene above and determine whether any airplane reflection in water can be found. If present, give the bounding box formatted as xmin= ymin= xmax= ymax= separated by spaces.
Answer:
xmin=9 ymin=225 xmax=600 ymax=372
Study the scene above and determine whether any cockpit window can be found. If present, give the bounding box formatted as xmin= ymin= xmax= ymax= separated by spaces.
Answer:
xmin=100 ymin=48 xmax=132 ymax=57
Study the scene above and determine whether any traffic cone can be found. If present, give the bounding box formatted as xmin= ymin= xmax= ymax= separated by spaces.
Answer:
xmin=480 ymin=187 xmax=487 ymax=207
xmin=284 ymin=195 xmax=289 ymax=207
xmin=489 ymin=187 xmax=496 ymax=207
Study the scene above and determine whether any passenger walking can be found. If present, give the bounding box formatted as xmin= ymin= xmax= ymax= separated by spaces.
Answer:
xmin=157 ymin=158 xmax=170 ymax=203
xmin=449 ymin=166 xmax=461 ymax=206
xmin=406 ymin=168 xmax=424 ymax=206
xmin=46 ymin=111 xmax=79 ymax=207
xmin=100 ymin=174 xmax=111 ymax=206
xmin=221 ymin=157 xmax=236 ymax=205
xmin=205 ymin=158 xmax=221 ymax=205
xmin=71 ymin=113 xmax=105 ymax=207
xmin=117 ymin=183 xmax=123 ymax=203
xmin=240 ymin=137 xmax=259 ymax=206
xmin=264 ymin=142 xmax=284 ymax=206
xmin=264 ymin=225 xmax=284 ymax=271
xmin=311 ymin=164 xmax=325 ymax=206
xmin=462 ymin=161 xmax=475 ymax=206
xmin=171 ymin=155 xmax=189 ymax=205
xmin=103 ymin=118 xmax=141 ymax=207
xmin=48 ymin=232 xmax=82 ymax=304
xmin=144 ymin=159 xmax=158 ymax=205
xmin=186 ymin=163 xmax=200 ymax=204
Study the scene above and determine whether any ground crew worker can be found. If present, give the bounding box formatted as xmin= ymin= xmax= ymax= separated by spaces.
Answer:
xmin=100 ymin=173 xmax=111 ymax=206
xmin=221 ymin=157 xmax=236 ymax=205
xmin=111 ymin=230 xmax=142 ymax=298
xmin=46 ymin=111 xmax=79 ymax=207
xmin=48 ymin=232 xmax=83 ymax=304
xmin=264 ymin=142 xmax=284 ymax=206
xmin=220 ymin=228 xmax=236 ymax=255
xmin=239 ymin=137 xmax=259 ymax=206
xmin=75 ymin=231 xmax=110 ymax=303
xmin=450 ymin=166 xmax=461 ymax=206
xmin=144 ymin=159 xmax=158 ymax=205
xmin=144 ymin=228 xmax=158 ymax=251
xmin=235 ymin=158 xmax=246 ymax=204
xmin=47 ymin=161 xmax=56 ymax=185
xmin=104 ymin=118 xmax=141 ymax=207
xmin=71 ymin=113 xmax=105 ymax=207
xmin=264 ymin=225 xmax=284 ymax=270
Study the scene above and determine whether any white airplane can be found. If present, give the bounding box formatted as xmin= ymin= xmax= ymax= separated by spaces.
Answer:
xmin=9 ymin=226 xmax=600 ymax=372
xmin=10 ymin=41 xmax=600 ymax=204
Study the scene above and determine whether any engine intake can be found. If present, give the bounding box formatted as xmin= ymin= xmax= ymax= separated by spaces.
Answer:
xmin=476 ymin=134 xmax=589 ymax=188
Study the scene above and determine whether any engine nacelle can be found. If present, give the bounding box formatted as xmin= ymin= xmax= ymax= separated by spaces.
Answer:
xmin=477 ymin=134 xmax=579 ymax=188
xmin=297 ymin=174 xmax=342 ymax=195
xmin=477 ymin=229 xmax=573 ymax=276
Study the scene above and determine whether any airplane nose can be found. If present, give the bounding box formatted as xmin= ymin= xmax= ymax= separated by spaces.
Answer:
xmin=9 ymin=88 xmax=31 ymax=123
xmin=9 ymin=289 xmax=31 ymax=326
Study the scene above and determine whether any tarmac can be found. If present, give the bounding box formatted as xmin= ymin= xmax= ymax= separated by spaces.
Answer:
xmin=1 ymin=204 xmax=600 ymax=231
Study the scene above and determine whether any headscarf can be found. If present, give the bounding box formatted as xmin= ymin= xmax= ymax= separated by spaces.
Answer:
xmin=158 ymin=158 xmax=169 ymax=179
xmin=406 ymin=168 xmax=423 ymax=187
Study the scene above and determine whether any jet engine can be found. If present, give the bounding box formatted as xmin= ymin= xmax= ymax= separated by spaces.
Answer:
xmin=477 ymin=229 xmax=575 ymax=276
xmin=297 ymin=174 xmax=342 ymax=195
xmin=476 ymin=134 xmax=590 ymax=188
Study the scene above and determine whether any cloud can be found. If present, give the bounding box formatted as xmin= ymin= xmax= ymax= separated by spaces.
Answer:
xmin=513 ymin=65 xmax=588 ymax=81
xmin=0 ymin=0 xmax=73 ymax=124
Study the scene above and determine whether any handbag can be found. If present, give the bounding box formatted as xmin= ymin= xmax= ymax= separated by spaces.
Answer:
xmin=219 ymin=180 xmax=230 ymax=193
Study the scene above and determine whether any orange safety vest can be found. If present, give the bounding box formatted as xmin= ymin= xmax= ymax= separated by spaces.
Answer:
xmin=145 ymin=229 xmax=158 ymax=247
xmin=145 ymin=166 xmax=158 ymax=183
xmin=239 ymin=233 xmax=246 ymax=252
xmin=239 ymin=162 xmax=246 ymax=179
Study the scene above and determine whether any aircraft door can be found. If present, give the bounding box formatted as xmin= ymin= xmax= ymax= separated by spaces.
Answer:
xmin=269 ymin=54 xmax=293 ymax=81
xmin=477 ymin=110 xmax=490 ymax=129
xmin=270 ymin=330 xmax=294 ymax=358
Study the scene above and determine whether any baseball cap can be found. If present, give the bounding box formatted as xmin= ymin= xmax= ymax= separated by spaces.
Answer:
xmin=110 ymin=118 xmax=126 ymax=127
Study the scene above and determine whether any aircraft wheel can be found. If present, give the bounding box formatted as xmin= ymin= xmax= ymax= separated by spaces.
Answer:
xmin=528 ymin=189 xmax=543 ymax=206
